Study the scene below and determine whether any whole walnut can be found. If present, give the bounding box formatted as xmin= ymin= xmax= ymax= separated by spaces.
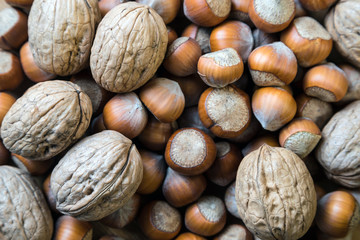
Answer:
xmin=235 ymin=144 xmax=317 ymax=240
xmin=316 ymin=100 xmax=360 ymax=188
xmin=0 ymin=166 xmax=53 ymax=239
xmin=28 ymin=0 xmax=101 ymax=76
xmin=90 ymin=2 xmax=168 ymax=93
xmin=1 ymin=80 xmax=92 ymax=161
xmin=50 ymin=130 xmax=143 ymax=221
xmin=325 ymin=0 xmax=360 ymax=68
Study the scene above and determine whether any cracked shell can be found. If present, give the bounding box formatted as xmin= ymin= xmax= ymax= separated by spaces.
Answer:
xmin=316 ymin=100 xmax=360 ymax=188
xmin=0 ymin=80 xmax=92 ymax=161
xmin=28 ymin=0 xmax=101 ymax=76
xmin=0 ymin=165 xmax=53 ymax=239
xmin=90 ymin=2 xmax=168 ymax=93
xmin=235 ymin=144 xmax=316 ymax=240
xmin=50 ymin=130 xmax=143 ymax=221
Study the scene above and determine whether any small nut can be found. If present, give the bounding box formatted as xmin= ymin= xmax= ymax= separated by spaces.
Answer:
xmin=54 ymin=215 xmax=93 ymax=240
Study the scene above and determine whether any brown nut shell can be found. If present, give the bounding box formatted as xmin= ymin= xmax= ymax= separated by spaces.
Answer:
xmin=0 ymin=92 xmax=15 ymax=128
xmin=136 ymin=0 xmax=180 ymax=24
xmin=90 ymin=2 xmax=168 ymax=93
xmin=242 ymin=135 xmax=280 ymax=157
xmin=11 ymin=153 xmax=53 ymax=176
xmin=50 ymin=130 xmax=143 ymax=221
xmin=54 ymin=215 xmax=93 ymax=240
xmin=235 ymin=145 xmax=317 ymax=240
xmin=175 ymin=232 xmax=206 ymax=240
xmin=299 ymin=0 xmax=336 ymax=11
xmin=0 ymin=49 xmax=23 ymax=90
xmin=98 ymin=0 xmax=127 ymax=17
xmin=182 ymin=24 xmax=211 ymax=54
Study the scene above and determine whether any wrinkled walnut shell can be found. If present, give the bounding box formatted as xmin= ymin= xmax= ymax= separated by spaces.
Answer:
xmin=51 ymin=130 xmax=143 ymax=221
xmin=235 ymin=145 xmax=317 ymax=240
xmin=1 ymin=80 xmax=92 ymax=161
xmin=0 ymin=165 xmax=53 ymax=239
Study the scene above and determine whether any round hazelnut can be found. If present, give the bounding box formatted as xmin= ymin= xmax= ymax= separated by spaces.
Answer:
xmin=137 ymin=0 xmax=180 ymax=24
xmin=229 ymin=0 xmax=251 ymax=24
xmin=242 ymin=134 xmax=280 ymax=157
xmin=43 ymin=173 xmax=60 ymax=214
xmin=0 ymin=49 xmax=23 ymax=91
xmin=139 ymin=77 xmax=185 ymax=123
xmin=252 ymin=28 xmax=279 ymax=48
xmin=177 ymin=106 xmax=214 ymax=138
xmin=54 ymin=215 xmax=93 ymax=240
xmin=175 ymin=232 xmax=206 ymax=240
xmin=182 ymin=24 xmax=212 ymax=54
xmin=167 ymin=26 xmax=178 ymax=46
xmin=299 ymin=0 xmax=337 ymax=11
xmin=165 ymin=127 xmax=216 ymax=176
xmin=172 ymin=74 xmax=207 ymax=108
xmin=11 ymin=153 xmax=53 ymax=176
xmin=98 ymin=0 xmax=127 ymax=17
xmin=198 ymin=85 xmax=251 ymax=138
xmin=163 ymin=37 xmax=202 ymax=77
xmin=214 ymin=224 xmax=253 ymax=240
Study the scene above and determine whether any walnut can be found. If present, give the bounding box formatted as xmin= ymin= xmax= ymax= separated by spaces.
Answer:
xmin=90 ymin=2 xmax=168 ymax=93
xmin=235 ymin=144 xmax=317 ymax=240
xmin=0 ymin=165 xmax=53 ymax=239
xmin=325 ymin=0 xmax=360 ymax=68
xmin=316 ymin=100 xmax=360 ymax=188
xmin=50 ymin=130 xmax=143 ymax=221
xmin=28 ymin=0 xmax=101 ymax=76
xmin=1 ymin=80 xmax=92 ymax=161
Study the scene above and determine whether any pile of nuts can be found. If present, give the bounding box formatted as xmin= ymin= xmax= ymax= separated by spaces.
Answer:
xmin=1 ymin=0 xmax=360 ymax=239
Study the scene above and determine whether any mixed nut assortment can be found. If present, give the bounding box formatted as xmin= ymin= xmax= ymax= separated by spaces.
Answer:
xmin=1 ymin=0 xmax=360 ymax=239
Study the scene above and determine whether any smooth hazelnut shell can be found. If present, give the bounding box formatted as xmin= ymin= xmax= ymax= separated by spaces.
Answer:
xmin=0 ymin=50 xmax=23 ymax=90
xmin=185 ymin=196 xmax=227 ymax=237
xmin=206 ymin=142 xmax=242 ymax=186
xmin=299 ymin=0 xmax=337 ymax=11
xmin=279 ymin=118 xmax=321 ymax=158
xmin=0 ymin=7 xmax=28 ymax=50
xmin=43 ymin=174 xmax=60 ymax=214
xmin=182 ymin=24 xmax=212 ymax=54
xmin=167 ymin=26 xmax=178 ymax=46
xmin=172 ymin=74 xmax=207 ymax=108
xmin=316 ymin=191 xmax=360 ymax=238
xmin=210 ymin=21 xmax=253 ymax=62
xmin=162 ymin=167 xmax=207 ymax=207
xmin=177 ymin=106 xmax=214 ymax=138
xmin=229 ymin=0 xmax=251 ymax=23
xmin=252 ymin=29 xmax=279 ymax=48
xmin=183 ymin=0 xmax=231 ymax=27
xmin=252 ymin=87 xmax=297 ymax=131
xmin=91 ymin=113 xmax=107 ymax=134
xmin=137 ymin=0 xmax=180 ymax=24
xmin=54 ymin=215 xmax=93 ymax=240
xmin=137 ymin=150 xmax=166 ymax=195
xmin=0 ymin=140 xmax=10 ymax=165
xmin=163 ymin=37 xmax=202 ymax=77
xmin=98 ymin=0 xmax=127 ymax=17
xmin=303 ymin=63 xmax=348 ymax=102
xmin=5 ymin=0 xmax=33 ymax=9
xmin=103 ymin=93 xmax=148 ymax=139
xmin=242 ymin=135 xmax=280 ymax=157
xmin=165 ymin=127 xmax=217 ymax=176
xmin=137 ymin=115 xmax=175 ymax=151
xmin=139 ymin=78 xmax=185 ymax=123
xmin=175 ymin=232 xmax=206 ymax=240
xmin=20 ymin=42 xmax=56 ymax=83
xmin=11 ymin=153 xmax=53 ymax=176
xmin=229 ymin=115 xmax=261 ymax=144
xmin=138 ymin=201 xmax=182 ymax=240
xmin=0 ymin=92 xmax=16 ymax=127
xmin=248 ymin=0 xmax=295 ymax=33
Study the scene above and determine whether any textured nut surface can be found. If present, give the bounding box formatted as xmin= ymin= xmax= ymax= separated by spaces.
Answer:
xmin=28 ymin=0 xmax=101 ymax=76
xmin=0 ymin=166 xmax=53 ymax=239
xmin=1 ymin=80 xmax=92 ymax=161
xmin=316 ymin=100 xmax=360 ymax=188
xmin=90 ymin=2 xmax=168 ymax=93
xmin=51 ymin=130 xmax=143 ymax=221
xmin=235 ymin=145 xmax=316 ymax=240
xmin=325 ymin=0 xmax=360 ymax=68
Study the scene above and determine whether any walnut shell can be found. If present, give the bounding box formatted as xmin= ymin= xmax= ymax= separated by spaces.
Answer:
xmin=28 ymin=0 xmax=101 ymax=76
xmin=316 ymin=100 xmax=360 ymax=188
xmin=325 ymin=0 xmax=360 ymax=68
xmin=50 ymin=130 xmax=143 ymax=221
xmin=235 ymin=145 xmax=317 ymax=240
xmin=1 ymin=80 xmax=92 ymax=161
xmin=90 ymin=2 xmax=168 ymax=93
xmin=0 ymin=165 xmax=53 ymax=239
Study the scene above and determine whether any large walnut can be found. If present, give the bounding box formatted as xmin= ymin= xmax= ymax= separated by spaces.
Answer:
xmin=316 ymin=100 xmax=360 ymax=188
xmin=0 ymin=166 xmax=53 ymax=239
xmin=1 ymin=80 xmax=92 ymax=161
xmin=235 ymin=145 xmax=316 ymax=240
xmin=325 ymin=0 xmax=360 ymax=68
xmin=50 ymin=130 xmax=143 ymax=221
xmin=28 ymin=0 xmax=101 ymax=76
xmin=90 ymin=2 xmax=168 ymax=93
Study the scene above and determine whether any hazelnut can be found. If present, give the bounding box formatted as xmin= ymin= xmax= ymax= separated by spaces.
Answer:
xmin=90 ymin=113 xmax=107 ymax=134
xmin=182 ymin=24 xmax=212 ymax=54
xmin=198 ymin=85 xmax=251 ymax=138
xmin=138 ymin=200 xmax=182 ymax=240
xmin=281 ymin=16 xmax=333 ymax=67
xmin=0 ymin=49 xmax=23 ymax=90
xmin=210 ymin=21 xmax=253 ymax=62
xmin=98 ymin=0 xmax=127 ymax=17
xmin=140 ymin=77 xmax=185 ymax=123
xmin=11 ymin=153 xmax=53 ymax=176
xmin=137 ymin=0 xmax=180 ymax=24
xmin=252 ymin=87 xmax=297 ymax=131
xmin=279 ymin=118 xmax=321 ymax=158
xmin=163 ymin=37 xmax=202 ymax=77
xmin=183 ymin=0 xmax=231 ymax=27
xmin=162 ymin=167 xmax=207 ymax=207
xmin=0 ymin=139 xmax=10 ymax=165
xmin=175 ymin=232 xmax=206 ymax=240
xmin=54 ymin=215 xmax=93 ymax=240
xmin=198 ymin=48 xmax=244 ymax=88
xmin=185 ymin=196 xmax=227 ymax=237
xmin=5 ymin=0 xmax=33 ymax=10
xmin=172 ymin=74 xmax=207 ymax=108
xmin=242 ymin=134 xmax=280 ymax=157
xmin=229 ymin=0 xmax=252 ymax=24
xmin=303 ymin=63 xmax=348 ymax=102
xmin=0 ymin=92 xmax=16 ymax=127
xmin=167 ymin=26 xmax=178 ymax=46
xmin=137 ymin=149 xmax=166 ymax=195
xmin=252 ymin=28 xmax=279 ymax=48
xmin=248 ymin=0 xmax=295 ymax=33
xmin=165 ymin=127 xmax=216 ymax=176
xmin=103 ymin=93 xmax=148 ymax=139
xmin=177 ymin=106 xmax=214 ymax=138
xmin=214 ymin=224 xmax=253 ymax=240
xmin=248 ymin=41 xmax=297 ymax=87
xmin=338 ymin=64 xmax=360 ymax=104
xmin=43 ymin=173 xmax=60 ymax=214
xmin=299 ymin=0 xmax=337 ymax=11
xmin=224 ymin=182 xmax=241 ymax=219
